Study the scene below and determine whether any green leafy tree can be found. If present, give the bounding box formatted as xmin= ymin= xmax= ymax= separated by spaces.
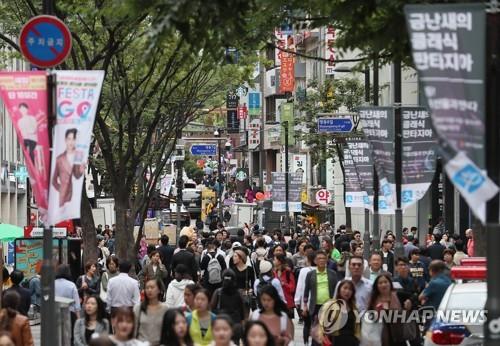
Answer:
xmin=296 ymin=77 xmax=365 ymax=227
xmin=0 ymin=0 xmax=254 ymax=262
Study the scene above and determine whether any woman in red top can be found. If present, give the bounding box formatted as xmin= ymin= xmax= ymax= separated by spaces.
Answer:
xmin=273 ymin=254 xmax=296 ymax=319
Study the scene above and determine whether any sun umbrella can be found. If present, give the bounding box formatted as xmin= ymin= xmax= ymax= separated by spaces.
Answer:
xmin=0 ymin=223 xmax=23 ymax=241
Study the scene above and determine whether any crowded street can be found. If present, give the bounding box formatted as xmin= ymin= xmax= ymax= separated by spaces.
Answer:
xmin=0 ymin=1 xmax=497 ymax=346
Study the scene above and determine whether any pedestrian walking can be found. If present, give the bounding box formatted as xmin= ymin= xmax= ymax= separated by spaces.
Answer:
xmin=159 ymin=309 xmax=194 ymax=346
xmin=250 ymin=285 xmax=293 ymax=346
xmin=73 ymin=295 xmax=110 ymax=346
xmin=134 ymin=278 xmax=168 ymax=346
xmin=0 ymin=291 xmax=34 ymax=346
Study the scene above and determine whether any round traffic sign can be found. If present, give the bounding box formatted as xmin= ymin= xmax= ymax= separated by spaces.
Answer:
xmin=316 ymin=189 xmax=331 ymax=205
xmin=19 ymin=15 xmax=72 ymax=68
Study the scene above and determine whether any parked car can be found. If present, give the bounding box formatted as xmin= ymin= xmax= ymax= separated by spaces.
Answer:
xmin=172 ymin=179 xmax=202 ymax=217
xmin=424 ymin=261 xmax=486 ymax=346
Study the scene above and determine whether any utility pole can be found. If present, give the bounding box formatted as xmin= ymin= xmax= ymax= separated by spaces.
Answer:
xmin=394 ymin=60 xmax=404 ymax=259
xmin=372 ymin=58 xmax=380 ymax=252
xmin=485 ymin=7 xmax=500 ymax=345
xmin=284 ymin=121 xmax=290 ymax=233
xmin=363 ymin=67 xmax=371 ymax=261
xmin=41 ymin=1 xmax=56 ymax=345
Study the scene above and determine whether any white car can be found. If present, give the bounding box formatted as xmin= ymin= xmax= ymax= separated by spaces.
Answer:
xmin=424 ymin=281 xmax=486 ymax=346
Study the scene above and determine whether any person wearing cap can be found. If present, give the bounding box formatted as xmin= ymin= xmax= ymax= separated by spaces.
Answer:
xmin=253 ymin=260 xmax=286 ymax=303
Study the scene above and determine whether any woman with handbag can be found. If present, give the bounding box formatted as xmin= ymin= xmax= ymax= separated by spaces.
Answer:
xmin=366 ymin=274 xmax=410 ymax=346
xmin=230 ymin=248 xmax=255 ymax=309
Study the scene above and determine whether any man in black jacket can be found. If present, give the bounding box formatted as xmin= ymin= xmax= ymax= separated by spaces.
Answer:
xmin=171 ymin=235 xmax=198 ymax=282
xmin=158 ymin=234 xmax=175 ymax=286
xmin=381 ymin=239 xmax=395 ymax=275
xmin=303 ymin=250 xmax=338 ymax=346
xmin=428 ymin=233 xmax=446 ymax=260
xmin=5 ymin=270 xmax=31 ymax=316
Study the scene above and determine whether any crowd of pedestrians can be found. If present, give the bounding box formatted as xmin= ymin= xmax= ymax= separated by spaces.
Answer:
xmin=0 ymin=218 xmax=476 ymax=346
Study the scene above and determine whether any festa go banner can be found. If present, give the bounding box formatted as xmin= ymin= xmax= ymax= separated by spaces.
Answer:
xmin=346 ymin=138 xmax=374 ymax=210
xmin=0 ymin=72 xmax=50 ymax=221
xmin=405 ymin=3 xmax=497 ymax=223
xmin=271 ymin=172 xmax=302 ymax=212
xmin=47 ymin=70 xmax=105 ymax=225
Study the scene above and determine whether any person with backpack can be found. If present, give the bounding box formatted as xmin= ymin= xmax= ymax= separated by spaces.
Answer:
xmin=211 ymin=270 xmax=246 ymax=344
xmin=273 ymin=255 xmax=295 ymax=319
xmin=250 ymin=285 xmax=294 ymax=346
xmin=253 ymin=260 xmax=286 ymax=304
xmin=200 ymin=241 xmax=227 ymax=295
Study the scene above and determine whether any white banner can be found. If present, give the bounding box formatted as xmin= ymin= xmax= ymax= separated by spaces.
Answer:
xmin=48 ymin=70 xmax=105 ymax=225
xmin=272 ymin=201 xmax=302 ymax=213
xmin=160 ymin=175 xmax=173 ymax=196
xmin=444 ymin=152 xmax=498 ymax=224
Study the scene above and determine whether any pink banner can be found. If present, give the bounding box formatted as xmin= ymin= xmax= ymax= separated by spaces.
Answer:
xmin=0 ymin=72 xmax=50 ymax=221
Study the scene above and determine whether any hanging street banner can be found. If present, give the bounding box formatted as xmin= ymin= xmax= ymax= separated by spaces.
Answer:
xmin=359 ymin=107 xmax=397 ymax=210
xmin=48 ymin=70 xmax=105 ymax=225
xmin=343 ymin=148 xmax=366 ymax=208
xmin=160 ymin=175 xmax=173 ymax=196
xmin=325 ymin=26 xmax=336 ymax=75
xmin=346 ymin=138 xmax=374 ymax=210
xmin=271 ymin=172 xmax=302 ymax=212
xmin=405 ymin=3 xmax=497 ymax=223
xmin=280 ymin=103 xmax=294 ymax=145
xmin=0 ymin=72 xmax=50 ymax=221
xmin=401 ymin=107 xmax=437 ymax=208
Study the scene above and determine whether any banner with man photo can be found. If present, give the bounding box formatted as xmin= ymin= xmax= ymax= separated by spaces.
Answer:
xmin=48 ymin=70 xmax=105 ymax=225
xmin=0 ymin=72 xmax=50 ymax=221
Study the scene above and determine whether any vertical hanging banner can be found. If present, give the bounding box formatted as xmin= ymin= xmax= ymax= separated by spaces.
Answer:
xmin=47 ymin=70 xmax=105 ymax=225
xmin=279 ymin=54 xmax=295 ymax=93
xmin=271 ymin=172 xmax=302 ymax=212
xmin=0 ymin=72 xmax=50 ymax=220
xmin=346 ymin=138 xmax=374 ymax=209
xmin=325 ymin=26 xmax=336 ymax=75
xmin=343 ymin=147 xmax=365 ymax=208
xmin=405 ymin=3 xmax=496 ymax=223
xmin=359 ymin=107 xmax=397 ymax=209
xmin=280 ymin=103 xmax=294 ymax=145
xmin=401 ymin=107 xmax=437 ymax=208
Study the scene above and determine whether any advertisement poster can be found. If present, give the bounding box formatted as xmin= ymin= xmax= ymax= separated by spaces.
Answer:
xmin=343 ymin=148 xmax=366 ymax=208
xmin=359 ymin=107 xmax=397 ymax=209
xmin=346 ymin=138 xmax=373 ymax=209
xmin=405 ymin=3 xmax=497 ymax=222
xmin=291 ymin=154 xmax=307 ymax=184
xmin=15 ymin=238 xmax=61 ymax=279
xmin=0 ymin=72 xmax=50 ymax=220
xmin=280 ymin=103 xmax=294 ymax=145
xmin=47 ymin=70 xmax=105 ymax=225
xmin=160 ymin=175 xmax=173 ymax=196
xmin=271 ymin=172 xmax=302 ymax=212
xmin=279 ymin=54 xmax=295 ymax=93
xmin=401 ymin=107 xmax=437 ymax=208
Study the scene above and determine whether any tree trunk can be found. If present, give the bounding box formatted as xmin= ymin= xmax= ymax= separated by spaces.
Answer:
xmin=114 ymin=197 xmax=136 ymax=264
xmin=81 ymin=184 xmax=98 ymax=263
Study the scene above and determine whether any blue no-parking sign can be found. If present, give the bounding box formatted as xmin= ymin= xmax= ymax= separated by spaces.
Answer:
xmin=19 ymin=15 xmax=72 ymax=68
